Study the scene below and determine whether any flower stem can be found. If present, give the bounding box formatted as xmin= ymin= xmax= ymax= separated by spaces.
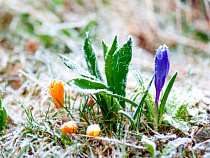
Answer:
xmin=154 ymin=90 xmax=160 ymax=130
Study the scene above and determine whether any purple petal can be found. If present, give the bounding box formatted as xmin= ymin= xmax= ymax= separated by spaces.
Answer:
xmin=154 ymin=44 xmax=170 ymax=106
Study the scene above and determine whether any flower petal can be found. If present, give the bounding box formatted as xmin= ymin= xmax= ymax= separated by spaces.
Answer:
xmin=154 ymin=44 xmax=170 ymax=106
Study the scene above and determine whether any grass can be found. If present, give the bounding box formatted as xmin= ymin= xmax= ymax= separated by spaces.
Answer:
xmin=0 ymin=0 xmax=210 ymax=157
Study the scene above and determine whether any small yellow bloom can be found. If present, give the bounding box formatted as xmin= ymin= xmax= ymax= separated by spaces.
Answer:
xmin=49 ymin=80 xmax=64 ymax=109
xmin=61 ymin=121 xmax=77 ymax=134
xmin=86 ymin=124 xmax=100 ymax=137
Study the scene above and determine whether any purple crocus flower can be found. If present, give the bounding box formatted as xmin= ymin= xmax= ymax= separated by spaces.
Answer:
xmin=154 ymin=44 xmax=170 ymax=115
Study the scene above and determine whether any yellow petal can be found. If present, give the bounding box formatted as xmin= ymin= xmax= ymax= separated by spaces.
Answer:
xmin=86 ymin=124 xmax=100 ymax=137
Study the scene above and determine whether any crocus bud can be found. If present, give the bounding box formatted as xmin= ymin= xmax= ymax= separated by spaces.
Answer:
xmin=49 ymin=80 xmax=64 ymax=109
xmin=88 ymin=99 xmax=94 ymax=108
xmin=154 ymin=44 xmax=170 ymax=107
xmin=154 ymin=44 xmax=170 ymax=123
xmin=86 ymin=124 xmax=100 ymax=137
xmin=61 ymin=121 xmax=77 ymax=134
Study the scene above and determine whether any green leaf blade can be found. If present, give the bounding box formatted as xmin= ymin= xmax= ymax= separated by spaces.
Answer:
xmin=100 ymin=92 xmax=138 ymax=108
xmin=113 ymin=37 xmax=133 ymax=108
xmin=159 ymin=72 xmax=178 ymax=121
xmin=0 ymin=91 xmax=2 ymax=109
xmin=130 ymin=65 xmax=144 ymax=88
xmin=104 ymin=36 xmax=118 ymax=92
xmin=0 ymin=92 xmax=7 ymax=133
xmin=164 ymin=115 xmax=190 ymax=134
xmin=134 ymin=75 xmax=154 ymax=120
xmin=83 ymin=36 xmax=102 ymax=81
xmin=68 ymin=78 xmax=109 ymax=94
xmin=59 ymin=54 xmax=95 ymax=79
xmin=102 ymin=41 xmax=108 ymax=60
xmin=142 ymin=137 xmax=156 ymax=157
xmin=118 ymin=110 xmax=137 ymax=131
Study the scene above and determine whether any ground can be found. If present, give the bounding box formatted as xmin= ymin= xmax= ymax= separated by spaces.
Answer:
xmin=0 ymin=0 xmax=210 ymax=157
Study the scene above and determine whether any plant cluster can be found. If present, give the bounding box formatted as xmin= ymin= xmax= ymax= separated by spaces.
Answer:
xmin=55 ymin=35 xmax=178 ymax=134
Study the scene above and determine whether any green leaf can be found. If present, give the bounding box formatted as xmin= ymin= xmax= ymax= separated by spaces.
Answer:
xmin=163 ymin=115 xmax=190 ymax=134
xmin=175 ymin=104 xmax=187 ymax=118
xmin=0 ymin=91 xmax=2 ymax=109
xmin=134 ymin=75 xmax=154 ymax=123
xmin=130 ymin=65 xmax=155 ymax=126
xmin=160 ymin=138 xmax=192 ymax=157
xmin=79 ymin=110 xmax=91 ymax=125
xmin=158 ymin=72 xmax=178 ymax=121
xmin=83 ymin=35 xmax=102 ymax=81
xmin=104 ymin=36 xmax=118 ymax=92
xmin=141 ymin=110 xmax=153 ymax=125
xmin=118 ymin=110 xmax=137 ymax=131
xmin=79 ymin=20 xmax=97 ymax=37
xmin=83 ymin=95 xmax=93 ymax=124
xmin=38 ymin=35 xmax=53 ymax=44
xmin=60 ymin=54 xmax=95 ymax=79
xmin=100 ymin=92 xmax=138 ymax=108
xmin=142 ymin=137 xmax=156 ymax=157
xmin=113 ymin=37 xmax=133 ymax=108
xmin=56 ymin=98 xmax=75 ymax=121
xmin=130 ymin=65 xmax=144 ymax=88
xmin=101 ymin=101 xmax=119 ymax=124
xmin=16 ymin=145 xmax=30 ymax=158
xmin=102 ymin=41 xmax=108 ymax=60
xmin=52 ymin=112 xmax=58 ymax=118
xmin=94 ymin=94 xmax=116 ymax=120
xmin=0 ymin=92 xmax=7 ymax=133
xmin=2 ymin=108 xmax=7 ymax=127
xmin=68 ymin=77 xmax=109 ymax=94
xmin=0 ymin=111 xmax=4 ymax=132
xmin=134 ymin=76 xmax=154 ymax=129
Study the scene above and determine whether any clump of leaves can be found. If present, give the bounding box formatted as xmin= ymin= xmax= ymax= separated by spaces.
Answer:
xmin=0 ymin=91 xmax=7 ymax=134
xmin=60 ymin=35 xmax=134 ymax=131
